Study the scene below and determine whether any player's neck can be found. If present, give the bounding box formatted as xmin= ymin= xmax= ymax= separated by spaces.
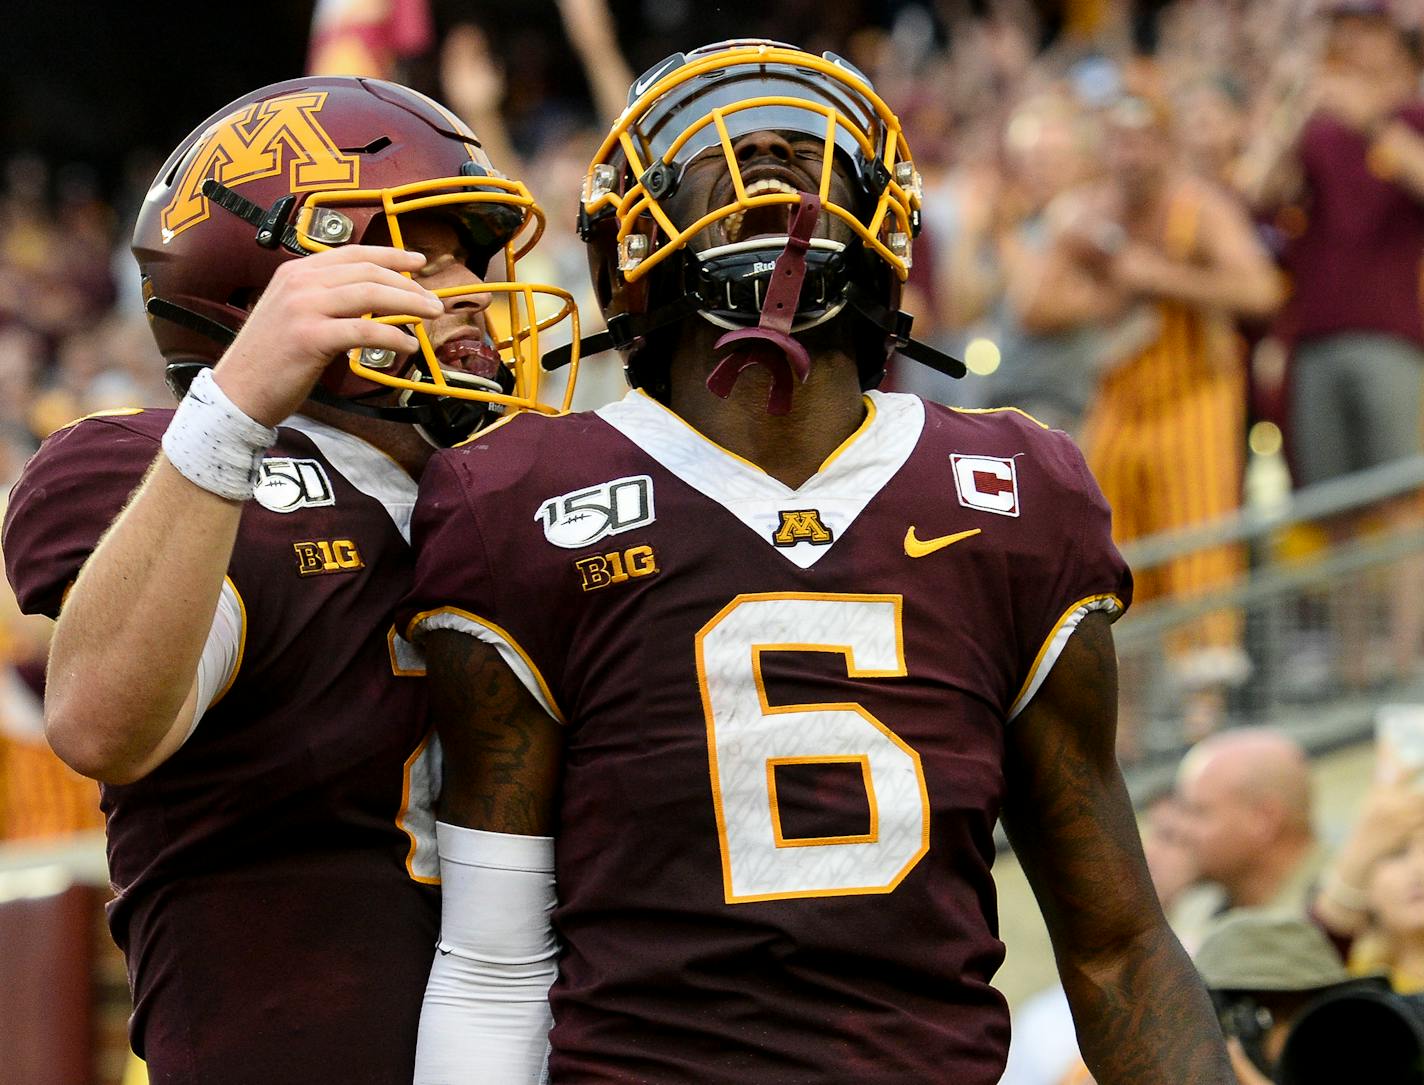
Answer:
xmin=668 ymin=342 xmax=867 ymax=490
xmin=298 ymin=400 xmax=432 ymax=479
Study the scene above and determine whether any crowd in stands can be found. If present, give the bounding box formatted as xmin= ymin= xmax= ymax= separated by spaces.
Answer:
xmin=4 ymin=4 xmax=1424 ymax=1085
xmin=5 ymin=2 xmax=1424 ymax=1066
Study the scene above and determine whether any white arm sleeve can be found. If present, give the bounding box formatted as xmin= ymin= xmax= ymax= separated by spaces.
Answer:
xmin=414 ymin=823 xmax=558 ymax=1085
xmin=187 ymin=580 xmax=243 ymax=740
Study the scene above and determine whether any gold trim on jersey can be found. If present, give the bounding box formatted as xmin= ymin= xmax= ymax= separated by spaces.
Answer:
xmin=397 ymin=730 xmax=441 ymax=885
xmin=404 ymin=605 xmax=567 ymax=725
xmin=450 ymin=406 xmax=529 ymax=448
xmin=815 ymin=395 xmax=877 ymax=473
xmin=630 ymin=389 xmax=878 ymax=482
xmin=387 ymin=625 xmax=427 ymax=677
xmin=1010 ymin=592 xmax=1124 ymax=719
xmin=52 ymin=407 xmax=146 ymax=434
xmin=767 ymin=754 xmax=880 ymax=848
xmin=949 ymin=404 xmax=1051 ymax=429
xmin=208 ymin=576 xmax=247 ymax=709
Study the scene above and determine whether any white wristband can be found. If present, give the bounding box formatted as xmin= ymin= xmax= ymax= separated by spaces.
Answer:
xmin=161 ymin=368 xmax=278 ymax=501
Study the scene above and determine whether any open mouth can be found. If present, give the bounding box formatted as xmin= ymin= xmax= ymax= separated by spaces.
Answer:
xmin=435 ymin=336 xmax=506 ymax=393
xmin=721 ymin=178 xmax=805 ymax=244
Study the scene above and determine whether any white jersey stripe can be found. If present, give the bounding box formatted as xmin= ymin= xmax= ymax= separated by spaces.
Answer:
xmin=283 ymin=414 xmax=419 ymax=542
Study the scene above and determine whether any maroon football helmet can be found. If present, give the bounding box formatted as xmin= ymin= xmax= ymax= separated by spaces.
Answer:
xmin=133 ymin=75 xmax=578 ymax=444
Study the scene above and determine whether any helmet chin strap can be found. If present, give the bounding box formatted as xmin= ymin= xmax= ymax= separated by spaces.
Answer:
xmin=706 ymin=194 xmax=821 ymax=416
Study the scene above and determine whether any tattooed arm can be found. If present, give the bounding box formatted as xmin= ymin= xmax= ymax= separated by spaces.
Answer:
xmin=425 ymin=629 xmax=563 ymax=834
xmin=412 ymin=630 xmax=564 ymax=1085
xmin=1001 ymin=612 xmax=1232 ymax=1084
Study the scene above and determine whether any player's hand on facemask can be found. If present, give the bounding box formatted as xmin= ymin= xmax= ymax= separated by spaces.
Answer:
xmin=212 ymin=245 xmax=442 ymax=427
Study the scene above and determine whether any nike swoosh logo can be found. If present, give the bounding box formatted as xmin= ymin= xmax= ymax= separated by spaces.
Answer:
xmin=903 ymin=526 xmax=982 ymax=558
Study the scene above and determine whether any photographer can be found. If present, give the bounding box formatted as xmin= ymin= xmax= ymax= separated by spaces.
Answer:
xmin=1197 ymin=912 xmax=1424 ymax=1084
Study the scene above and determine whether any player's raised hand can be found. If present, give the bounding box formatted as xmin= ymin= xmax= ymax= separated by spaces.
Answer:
xmin=211 ymin=245 xmax=443 ymax=427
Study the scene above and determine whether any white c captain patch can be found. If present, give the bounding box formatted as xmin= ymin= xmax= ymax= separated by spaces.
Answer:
xmin=254 ymin=457 xmax=336 ymax=513
xmin=951 ymin=454 xmax=1020 ymax=517
xmin=537 ymin=474 xmax=655 ymax=549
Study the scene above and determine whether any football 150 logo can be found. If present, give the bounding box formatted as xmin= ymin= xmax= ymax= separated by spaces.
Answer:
xmin=254 ymin=458 xmax=336 ymax=514
xmin=536 ymin=475 xmax=655 ymax=549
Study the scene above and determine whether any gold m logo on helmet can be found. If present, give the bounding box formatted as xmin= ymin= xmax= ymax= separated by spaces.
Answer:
xmin=161 ymin=91 xmax=360 ymax=242
xmin=772 ymin=509 xmax=834 ymax=548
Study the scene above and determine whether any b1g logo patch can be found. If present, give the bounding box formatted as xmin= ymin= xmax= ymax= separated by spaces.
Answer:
xmin=254 ymin=458 xmax=335 ymax=514
xmin=292 ymin=538 xmax=363 ymax=576
xmin=771 ymin=509 xmax=834 ymax=547
xmin=536 ymin=475 xmax=654 ymax=549
xmin=575 ymin=545 xmax=659 ymax=592
xmin=951 ymin=454 xmax=1020 ymax=517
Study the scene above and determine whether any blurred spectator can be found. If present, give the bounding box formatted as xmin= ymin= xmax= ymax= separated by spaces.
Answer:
xmin=1175 ymin=75 xmax=1251 ymax=188
xmin=1027 ymin=91 xmax=1283 ymax=741
xmin=0 ymin=418 xmax=100 ymax=841
xmin=971 ymin=94 xmax=1105 ymax=435
xmin=0 ymin=326 xmax=45 ymax=443
xmin=306 ymin=0 xmax=434 ymax=79
xmin=1315 ymin=776 xmax=1424 ymax=993
xmin=1193 ymin=912 xmax=1424 ymax=1085
xmin=440 ymin=11 xmax=626 ymax=409
xmin=1172 ymin=728 xmax=1321 ymax=947
xmin=1244 ymin=1 xmax=1424 ymax=686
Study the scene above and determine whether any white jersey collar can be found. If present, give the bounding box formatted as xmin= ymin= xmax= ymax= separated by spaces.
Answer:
xmin=282 ymin=414 xmax=418 ymax=543
xmin=594 ymin=388 xmax=924 ymax=568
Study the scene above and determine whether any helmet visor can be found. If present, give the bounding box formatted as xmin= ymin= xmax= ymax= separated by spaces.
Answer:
xmin=627 ymin=55 xmax=886 ymax=173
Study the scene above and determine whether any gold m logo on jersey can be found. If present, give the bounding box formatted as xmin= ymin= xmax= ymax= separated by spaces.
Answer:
xmin=772 ymin=509 xmax=834 ymax=548
xmin=161 ymin=91 xmax=360 ymax=243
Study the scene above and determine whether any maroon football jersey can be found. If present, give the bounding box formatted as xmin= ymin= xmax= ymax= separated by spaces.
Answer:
xmin=3 ymin=409 xmax=438 ymax=1085
xmin=403 ymin=389 xmax=1132 ymax=1084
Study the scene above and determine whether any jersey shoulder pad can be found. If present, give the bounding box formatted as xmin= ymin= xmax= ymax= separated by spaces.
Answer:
xmin=3 ymin=409 xmax=170 ymax=617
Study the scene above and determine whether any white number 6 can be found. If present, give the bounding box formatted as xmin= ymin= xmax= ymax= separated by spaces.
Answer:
xmin=695 ymin=593 xmax=929 ymax=904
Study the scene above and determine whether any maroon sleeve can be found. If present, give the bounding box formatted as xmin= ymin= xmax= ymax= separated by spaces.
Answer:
xmin=3 ymin=414 xmax=162 ymax=619
xmin=397 ymin=448 xmax=501 ymax=636
xmin=1007 ymin=425 xmax=1133 ymax=711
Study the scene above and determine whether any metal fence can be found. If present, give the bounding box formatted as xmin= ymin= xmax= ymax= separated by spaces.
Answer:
xmin=1114 ymin=451 xmax=1424 ymax=779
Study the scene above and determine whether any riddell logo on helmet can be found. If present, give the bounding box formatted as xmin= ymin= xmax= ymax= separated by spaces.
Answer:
xmin=160 ymin=91 xmax=361 ymax=244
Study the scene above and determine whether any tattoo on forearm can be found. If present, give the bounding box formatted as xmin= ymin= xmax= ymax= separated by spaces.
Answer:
xmin=1005 ymin=614 xmax=1231 ymax=1084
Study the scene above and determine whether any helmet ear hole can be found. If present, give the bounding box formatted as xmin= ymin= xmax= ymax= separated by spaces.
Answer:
xmin=227 ymin=288 xmax=258 ymax=312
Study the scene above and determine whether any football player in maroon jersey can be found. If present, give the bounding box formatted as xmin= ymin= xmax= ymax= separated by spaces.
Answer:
xmin=400 ymin=42 xmax=1232 ymax=1083
xmin=2 ymin=77 xmax=576 ymax=1084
